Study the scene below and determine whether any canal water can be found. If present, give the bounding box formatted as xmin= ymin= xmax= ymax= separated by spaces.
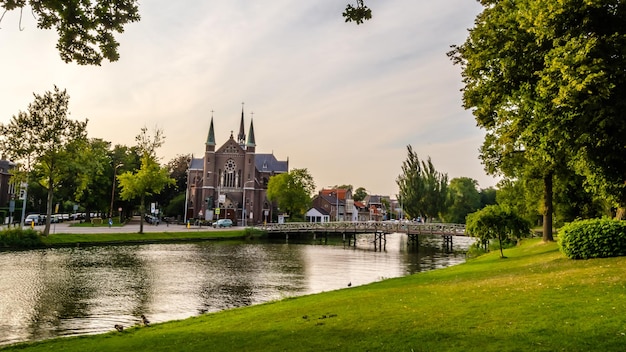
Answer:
xmin=0 ymin=234 xmax=474 ymax=346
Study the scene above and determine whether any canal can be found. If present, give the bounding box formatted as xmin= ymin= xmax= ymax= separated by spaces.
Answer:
xmin=0 ymin=233 xmax=474 ymax=346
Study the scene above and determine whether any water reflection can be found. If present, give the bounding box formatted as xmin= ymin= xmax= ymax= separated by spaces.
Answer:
xmin=0 ymin=234 xmax=473 ymax=346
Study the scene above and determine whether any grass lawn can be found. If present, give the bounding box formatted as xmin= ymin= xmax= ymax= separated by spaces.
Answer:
xmin=2 ymin=238 xmax=625 ymax=351
xmin=40 ymin=229 xmax=263 ymax=247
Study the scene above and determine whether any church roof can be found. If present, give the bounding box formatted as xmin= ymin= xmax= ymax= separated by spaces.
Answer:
xmin=189 ymin=157 xmax=204 ymax=170
xmin=255 ymin=154 xmax=288 ymax=173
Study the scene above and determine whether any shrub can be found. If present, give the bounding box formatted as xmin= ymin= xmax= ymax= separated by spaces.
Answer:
xmin=466 ymin=205 xmax=531 ymax=258
xmin=0 ymin=228 xmax=44 ymax=249
xmin=558 ymin=218 xmax=626 ymax=259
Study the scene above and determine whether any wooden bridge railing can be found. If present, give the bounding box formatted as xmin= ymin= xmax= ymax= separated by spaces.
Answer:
xmin=258 ymin=221 xmax=466 ymax=236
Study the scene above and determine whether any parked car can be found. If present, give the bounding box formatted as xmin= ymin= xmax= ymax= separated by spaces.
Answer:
xmin=24 ymin=214 xmax=41 ymax=226
xmin=212 ymin=219 xmax=233 ymax=228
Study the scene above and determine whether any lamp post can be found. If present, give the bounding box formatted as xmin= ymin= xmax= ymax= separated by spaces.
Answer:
xmin=242 ymin=180 xmax=255 ymax=227
xmin=109 ymin=163 xmax=123 ymax=219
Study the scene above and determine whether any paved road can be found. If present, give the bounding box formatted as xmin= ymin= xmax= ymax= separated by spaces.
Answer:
xmin=3 ymin=219 xmax=232 ymax=234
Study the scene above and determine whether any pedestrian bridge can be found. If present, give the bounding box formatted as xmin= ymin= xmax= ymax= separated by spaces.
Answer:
xmin=258 ymin=221 xmax=468 ymax=250
xmin=259 ymin=221 xmax=466 ymax=236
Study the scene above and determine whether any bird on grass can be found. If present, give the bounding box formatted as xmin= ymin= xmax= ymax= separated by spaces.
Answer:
xmin=141 ymin=314 xmax=150 ymax=326
xmin=114 ymin=324 xmax=124 ymax=332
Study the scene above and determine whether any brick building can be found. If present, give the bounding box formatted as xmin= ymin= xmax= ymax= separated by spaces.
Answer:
xmin=186 ymin=109 xmax=288 ymax=225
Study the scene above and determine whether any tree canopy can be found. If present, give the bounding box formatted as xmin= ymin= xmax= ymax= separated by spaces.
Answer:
xmin=0 ymin=0 xmax=140 ymax=65
xmin=466 ymin=205 xmax=531 ymax=258
xmin=118 ymin=128 xmax=174 ymax=233
xmin=396 ymin=145 xmax=448 ymax=222
xmin=267 ymin=168 xmax=315 ymax=220
xmin=0 ymin=86 xmax=88 ymax=235
xmin=449 ymin=0 xmax=626 ymax=234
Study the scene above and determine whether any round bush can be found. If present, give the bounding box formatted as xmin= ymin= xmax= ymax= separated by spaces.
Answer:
xmin=558 ymin=218 xmax=626 ymax=259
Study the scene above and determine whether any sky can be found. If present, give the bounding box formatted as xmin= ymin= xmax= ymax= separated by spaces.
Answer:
xmin=0 ymin=0 xmax=497 ymax=197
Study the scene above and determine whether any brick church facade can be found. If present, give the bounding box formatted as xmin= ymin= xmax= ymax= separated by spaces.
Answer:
xmin=186 ymin=108 xmax=288 ymax=225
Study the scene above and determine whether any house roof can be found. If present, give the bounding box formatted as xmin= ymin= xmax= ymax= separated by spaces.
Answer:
xmin=317 ymin=193 xmax=344 ymax=205
xmin=320 ymin=188 xmax=349 ymax=200
xmin=306 ymin=206 xmax=330 ymax=216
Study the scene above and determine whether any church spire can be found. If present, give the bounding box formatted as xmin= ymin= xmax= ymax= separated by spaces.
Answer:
xmin=247 ymin=113 xmax=256 ymax=148
xmin=206 ymin=113 xmax=215 ymax=146
xmin=237 ymin=102 xmax=246 ymax=145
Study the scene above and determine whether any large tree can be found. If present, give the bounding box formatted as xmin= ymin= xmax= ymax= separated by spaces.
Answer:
xmin=0 ymin=86 xmax=88 ymax=235
xmin=117 ymin=127 xmax=174 ymax=233
xmin=266 ymin=168 xmax=315 ymax=220
xmin=396 ymin=145 xmax=448 ymax=222
xmin=448 ymin=0 xmax=626 ymax=240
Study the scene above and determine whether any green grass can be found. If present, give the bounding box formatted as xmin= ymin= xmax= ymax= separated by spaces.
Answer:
xmin=3 ymin=239 xmax=625 ymax=351
xmin=40 ymin=229 xmax=264 ymax=247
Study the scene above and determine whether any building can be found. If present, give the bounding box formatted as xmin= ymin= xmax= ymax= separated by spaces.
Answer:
xmin=185 ymin=108 xmax=288 ymax=225
xmin=0 ymin=159 xmax=16 ymax=208
xmin=309 ymin=188 xmax=357 ymax=222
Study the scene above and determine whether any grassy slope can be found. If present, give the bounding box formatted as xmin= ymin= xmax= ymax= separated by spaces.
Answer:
xmin=3 ymin=239 xmax=625 ymax=352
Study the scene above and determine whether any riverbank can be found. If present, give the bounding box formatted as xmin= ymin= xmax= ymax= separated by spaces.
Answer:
xmin=39 ymin=228 xmax=264 ymax=247
xmin=2 ymin=238 xmax=624 ymax=351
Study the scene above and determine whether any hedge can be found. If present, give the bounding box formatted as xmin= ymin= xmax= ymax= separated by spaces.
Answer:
xmin=558 ymin=218 xmax=626 ymax=259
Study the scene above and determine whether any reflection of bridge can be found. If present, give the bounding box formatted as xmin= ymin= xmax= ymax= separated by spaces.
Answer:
xmin=259 ymin=221 xmax=467 ymax=250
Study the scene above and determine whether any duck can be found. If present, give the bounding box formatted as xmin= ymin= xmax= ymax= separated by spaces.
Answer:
xmin=114 ymin=324 xmax=124 ymax=332
xmin=141 ymin=314 xmax=150 ymax=326
xmin=347 ymin=282 xmax=352 ymax=287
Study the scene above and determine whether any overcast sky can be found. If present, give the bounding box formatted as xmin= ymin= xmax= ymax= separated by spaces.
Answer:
xmin=0 ymin=0 xmax=496 ymax=196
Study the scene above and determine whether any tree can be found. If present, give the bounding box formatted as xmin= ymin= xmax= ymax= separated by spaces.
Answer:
xmin=117 ymin=128 xmax=174 ymax=233
xmin=72 ymin=139 xmax=114 ymax=216
xmin=266 ymin=168 xmax=315 ymax=220
xmin=449 ymin=0 xmax=626 ymax=239
xmin=466 ymin=205 xmax=531 ymax=258
xmin=0 ymin=0 xmax=140 ymax=65
xmin=448 ymin=0 xmax=563 ymax=242
xmin=396 ymin=145 xmax=448 ymax=222
xmin=154 ymin=153 xmax=190 ymax=216
xmin=343 ymin=0 xmax=372 ymax=25
xmin=0 ymin=86 xmax=87 ymax=235
xmin=444 ymin=177 xmax=481 ymax=224
xmin=479 ymin=187 xmax=497 ymax=208
xmin=353 ymin=187 xmax=368 ymax=202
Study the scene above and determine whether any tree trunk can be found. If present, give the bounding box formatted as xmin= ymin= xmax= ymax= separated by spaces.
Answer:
xmin=43 ymin=185 xmax=54 ymax=236
xmin=139 ymin=195 xmax=145 ymax=234
xmin=542 ymin=172 xmax=554 ymax=242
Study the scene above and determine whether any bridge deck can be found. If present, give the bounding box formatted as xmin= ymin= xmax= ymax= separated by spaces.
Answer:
xmin=258 ymin=221 xmax=466 ymax=237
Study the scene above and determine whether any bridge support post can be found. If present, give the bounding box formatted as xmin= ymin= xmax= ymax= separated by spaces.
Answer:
xmin=374 ymin=232 xmax=386 ymax=251
xmin=443 ymin=235 xmax=453 ymax=251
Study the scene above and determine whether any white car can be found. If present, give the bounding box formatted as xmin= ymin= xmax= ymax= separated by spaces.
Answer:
xmin=24 ymin=214 xmax=41 ymax=226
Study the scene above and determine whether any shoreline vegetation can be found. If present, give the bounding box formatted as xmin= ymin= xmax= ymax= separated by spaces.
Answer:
xmin=1 ymin=238 xmax=625 ymax=351
xmin=0 ymin=228 xmax=266 ymax=249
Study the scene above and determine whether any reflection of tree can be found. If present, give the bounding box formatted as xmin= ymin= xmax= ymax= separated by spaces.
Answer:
xmin=26 ymin=246 xmax=152 ymax=340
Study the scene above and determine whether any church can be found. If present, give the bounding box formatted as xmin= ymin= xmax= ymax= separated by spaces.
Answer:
xmin=185 ymin=108 xmax=289 ymax=225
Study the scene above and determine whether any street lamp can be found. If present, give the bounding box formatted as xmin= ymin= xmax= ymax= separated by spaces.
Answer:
xmin=242 ymin=180 xmax=255 ymax=227
xmin=109 ymin=163 xmax=124 ymax=219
